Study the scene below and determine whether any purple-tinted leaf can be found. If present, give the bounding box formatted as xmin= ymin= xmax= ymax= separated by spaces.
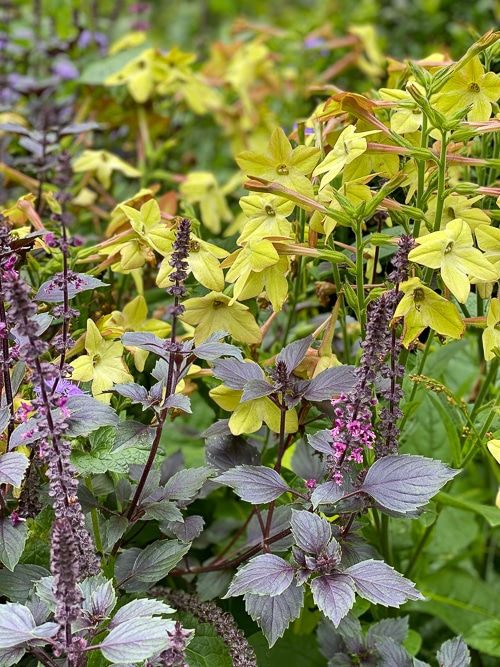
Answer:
xmin=414 ymin=660 xmax=431 ymax=667
xmin=31 ymin=620 xmax=62 ymax=641
xmin=376 ymin=637 xmax=412 ymax=667
xmin=0 ymin=452 xmax=29 ymax=487
xmin=225 ymin=554 xmax=295 ymax=597
xmin=109 ymin=598 xmax=174 ymax=629
xmin=244 ymin=581 xmax=304 ymax=647
xmin=0 ymin=123 xmax=31 ymax=136
xmin=169 ymin=515 xmax=205 ymax=542
xmin=162 ymin=393 xmax=191 ymax=413
xmin=437 ymin=636 xmax=470 ymax=667
xmin=366 ymin=617 xmax=409 ymax=647
xmin=66 ymin=394 xmax=119 ymax=435
xmin=308 ymin=429 xmax=333 ymax=455
xmin=26 ymin=597 xmax=50 ymax=626
xmin=211 ymin=358 xmax=263 ymax=389
xmin=196 ymin=570 xmax=233 ymax=601
xmin=0 ymin=603 xmax=37 ymax=647
xmin=0 ymin=408 xmax=10 ymax=434
xmin=311 ymin=480 xmax=347 ymax=509
xmin=345 ymin=560 xmax=424 ymax=606
xmin=290 ymin=510 xmax=331 ymax=555
xmin=241 ymin=379 xmax=275 ymax=402
xmin=336 ymin=612 xmax=363 ymax=639
xmin=0 ymin=519 xmax=27 ymax=572
xmin=292 ymin=438 xmax=326 ymax=482
xmin=0 ymin=646 xmax=25 ymax=666
xmin=246 ymin=506 xmax=292 ymax=552
xmin=194 ymin=339 xmax=243 ymax=361
xmin=362 ymin=455 xmax=460 ymax=513
xmin=11 ymin=314 xmax=53 ymax=348
xmin=311 ymin=574 xmax=356 ymax=626
xmin=142 ymin=500 xmax=182 ymax=522
xmin=276 ymin=336 xmax=313 ymax=375
xmin=339 ymin=532 xmax=378 ymax=569
xmin=99 ymin=617 xmax=173 ymax=662
xmin=35 ymin=274 xmax=108 ymax=302
xmin=205 ymin=433 xmax=260 ymax=472
xmin=163 ymin=467 xmax=214 ymax=501
xmin=126 ymin=540 xmax=190 ymax=584
xmin=121 ymin=332 xmax=167 ymax=356
xmin=112 ymin=383 xmax=148 ymax=403
xmin=316 ymin=617 xmax=351 ymax=659
xmin=160 ymin=450 xmax=185 ymax=484
xmin=112 ymin=421 xmax=154 ymax=452
xmin=303 ymin=366 xmax=356 ymax=401
xmin=59 ymin=121 xmax=101 ymax=136
xmin=0 ymin=565 xmax=49 ymax=603
xmin=202 ymin=419 xmax=231 ymax=437
xmin=215 ymin=465 xmax=292 ymax=503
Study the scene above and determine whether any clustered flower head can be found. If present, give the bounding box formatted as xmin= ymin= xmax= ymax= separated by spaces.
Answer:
xmin=166 ymin=217 xmax=191 ymax=318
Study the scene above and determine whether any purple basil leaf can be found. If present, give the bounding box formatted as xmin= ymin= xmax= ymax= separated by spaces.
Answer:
xmin=113 ymin=383 xmax=148 ymax=403
xmin=65 ymin=394 xmax=119 ymax=435
xmin=0 ymin=452 xmax=29 ymax=487
xmin=205 ymin=433 xmax=260 ymax=472
xmin=215 ymin=465 xmax=292 ymax=503
xmin=436 ymin=636 xmax=470 ymax=667
xmin=345 ymin=560 xmax=424 ymax=606
xmin=366 ymin=617 xmax=409 ymax=647
xmin=311 ymin=480 xmax=347 ymax=509
xmin=308 ymin=429 xmax=333 ymax=455
xmin=0 ymin=565 xmax=49 ymax=603
xmin=0 ymin=123 xmax=31 ymax=136
xmin=211 ymin=358 xmax=263 ymax=389
xmin=11 ymin=314 xmax=53 ymax=347
xmin=317 ymin=617 xmax=350 ymax=659
xmin=339 ymin=531 xmax=378 ymax=568
xmin=240 ymin=379 xmax=275 ymax=402
xmin=0 ymin=603 xmax=42 ymax=647
xmin=121 ymin=332 xmax=167 ymax=356
xmin=276 ymin=336 xmax=313 ymax=375
xmin=108 ymin=599 xmax=173 ymax=629
xmin=310 ymin=573 xmax=356 ymax=626
xmin=112 ymin=421 xmax=154 ymax=452
xmin=335 ymin=612 xmax=363 ymax=639
xmin=168 ymin=515 xmax=205 ymax=542
xmin=290 ymin=509 xmax=332 ymax=555
xmin=376 ymin=637 xmax=412 ymax=667
xmin=292 ymin=438 xmax=326 ymax=482
xmin=142 ymin=501 xmax=182 ymax=523
xmin=160 ymin=450 xmax=185 ymax=484
xmin=0 ymin=519 xmax=27 ymax=572
xmin=35 ymin=274 xmax=108 ymax=302
xmin=194 ymin=339 xmax=243 ymax=361
xmin=58 ymin=121 xmax=101 ymax=136
xmin=202 ymin=419 xmax=231 ymax=437
xmin=162 ymin=394 xmax=191 ymax=413
xmin=0 ymin=646 xmax=25 ymax=665
xmin=225 ymin=554 xmax=295 ymax=597
xmin=99 ymin=617 xmax=173 ymax=663
xmin=414 ymin=660 xmax=431 ymax=667
xmin=361 ymin=455 xmax=460 ymax=513
xmin=302 ymin=366 xmax=356 ymax=401
xmin=80 ymin=577 xmax=116 ymax=619
xmin=244 ymin=581 xmax=304 ymax=647
xmin=125 ymin=540 xmax=191 ymax=584
xmin=246 ymin=506 xmax=292 ymax=552
xmin=163 ymin=467 xmax=214 ymax=501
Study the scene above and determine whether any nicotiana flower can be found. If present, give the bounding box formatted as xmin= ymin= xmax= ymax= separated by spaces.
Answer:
xmin=73 ymin=150 xmax=141 ymax=189
xmin=483 ymin=298 xmax=500 ymax=361
xmin=432 ymin=55 xmax=500 ymax=121
xmin=408 ymin=218 xmax=498 ymax=302
xmin=237 ymin=193 xmax=295 ymax=244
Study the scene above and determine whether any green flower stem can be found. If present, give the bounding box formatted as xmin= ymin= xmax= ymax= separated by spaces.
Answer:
xmin=85 ymin=477 xmax=103 ymax=559
xmin=470 ymin=357 xmax=498 ymax=422
xmin=413 ymin=114 xmax=429 ymax=238
xmin=263 ymin=402 xmax=288 ymax=546
xmin=461 ymin=363 xmax=500 ymax=467
xmin=433 ymin=130 xmax=449 ymax=232
xmin=355 ymin=218 xmax=366 ymax=337
xmin=404 ymin=520 xmax=436 ymax=579
xmin=332 ymin=264 xmax=351 ymax=364
xmin=398 ymin=330 xmax=435 ymax=432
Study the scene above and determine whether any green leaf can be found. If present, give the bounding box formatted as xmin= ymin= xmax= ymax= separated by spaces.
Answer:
xmin=436 ymin=492 xmax=500 ymax=527
xmin=249 ymin=628 xmax=325 ymax=667
xmin=79 ymin=46 xmax=147 ymax=85
xmin=0 ymin=519 xmax=27 ymax=572
xmin=175 ymin=612 xmax=233 ymax=667
xmin=464 ymin=619 xmax=500 ymax=657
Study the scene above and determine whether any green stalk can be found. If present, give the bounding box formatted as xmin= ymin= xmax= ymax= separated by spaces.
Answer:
xmin=413 ymin=114 xmax=428 ymax=238
xmin=433 ymin=130 xmax=449 ymax=232
xmin=85 ymin=478 xmax=103 ymax=560
xmin=354 ymin=218 xmax=366 ymax=337
xmin=398 ymin=330 xmax=435 ymax=432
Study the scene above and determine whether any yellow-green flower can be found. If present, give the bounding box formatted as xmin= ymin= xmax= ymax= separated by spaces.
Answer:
xmin=223 ymin=239 xmax=289 ymax=312
xmin=408 ymin=218 xmax=498 ymax=302
xmin=432 ymin=55 xmax=500 ymax=121
xmin=73 ymin=150 xmax=141 ymax=189
xmin=209 ymin=384 xmax=298 ymax=436
xmin=71 ymin=319 xmax=133 ymax=402
xmin=483 ymin=298 xmax=500 ymax=361
xmin=236 ymin=127 xmax=320 ymax=198
xmin=379 ymin=85 xmax=424 ymax=134
xmin=475 ymin=224 xmax=500 ymax=273
xmin=313 ymin=125 xmax=377 ymax=190
xmin=119 ymin=199 xmax=175 ymax=256
xmin=392 ymin=278 xmax=464 ymax=347
xmin=156 ymin=233 xmax=228 ymax=291
xmin=179 ymin=172 xmax=233 ymax=235
xmin=425 ymin=194 xmax=491 ymax=233
xmin=98 ymin=295 xmax=170 ymax=371
xmin=237 ymin=194 xmax=295 ymax=244
xmin=181 ymin=292 xmax=262 ymax=345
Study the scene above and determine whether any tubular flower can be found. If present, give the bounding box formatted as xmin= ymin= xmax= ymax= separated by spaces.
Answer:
xmin=483 ymin=298 xmax=500 ymax=361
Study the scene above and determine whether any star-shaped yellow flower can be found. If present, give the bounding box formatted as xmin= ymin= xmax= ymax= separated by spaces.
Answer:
xmin=432 ymin=55 xmax=500 ymax=122
xmin=379 ymin=85 xmax=425 ymax=134
xmin=237 ymin=194 xmax=295 ymax=244
xmin=391 ymin=278 xmax=464 ymax=347
xmin=180 ymin=292 xmax=262 ymax=345
xmin=483 ymin=298 xmax=500 ymax=361
xmin=425 ymin=194 xmax=491 ymax=233
xmin=71 ymin=319 xmax=133 ymax=402
xmin=179 ymin=172 xmax=233 ymax=235
xmin=313 ymin=125 xmax=378 ymax=190
xmin=236 ymin=127 xmax=320 ymax=198
xmin=408 ymin=218 xmax=498 ymax=302
xmin=73 ymin=150 xmax=141 ymax=190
